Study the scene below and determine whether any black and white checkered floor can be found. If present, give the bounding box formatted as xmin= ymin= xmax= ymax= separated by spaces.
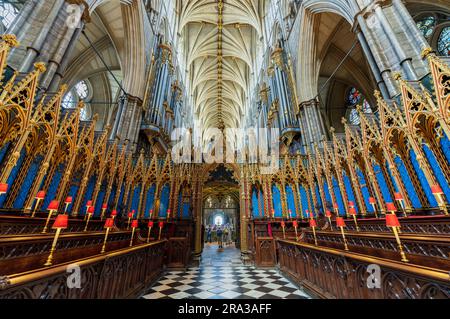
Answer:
xmin=142 ymin=244 xmax=312 ymax=299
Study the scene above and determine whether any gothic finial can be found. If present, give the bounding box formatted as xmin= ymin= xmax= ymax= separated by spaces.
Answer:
xmin=421 ymin=47 xmax=433 ymax=59
xmin=1 ymin=34 xmax=18 ymax=47
xmin=393 ymin=72 xmax=402 ymax=81
xmin=34 ymin=62 xmax=46 ymax=73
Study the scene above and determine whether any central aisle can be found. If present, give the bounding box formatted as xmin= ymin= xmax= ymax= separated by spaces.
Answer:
xmin=142 ymin=244 xmax=312 ymax=299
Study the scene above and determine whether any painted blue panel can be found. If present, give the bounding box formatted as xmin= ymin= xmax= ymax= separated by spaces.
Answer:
xmin=42 ymin=164 xmax=64 ymax=210
xmin=66 ymin=185 xmax=79 ymax=214
xmin=440 ymin=134 xmax=450 ymax=164
xmin=373 ymin=163 xmax=394 ymax=203
xmin=252 ymin=188 xmax=259 ymax=218
xmin=272 ymin=184 xmax=282 ymax=217
xmin=108 ymin=187 xmax=116 ymax=208
xmin=0 ymin=142 xmax=10 ymax=166
xmin=286 ymin=185 xmax=296 ymax=217
xmin=393 ymin=157 xmax=421 ymax=208
xmin=0 ymin=149 xmax=26 ymax=208
xmin=423 ymin=144 xmax=450 ymax=201
xmin=299 ymin=186 xmax=309 ymax=217
xmin=159 ymin=184 xmax=170 ymax=218
xmin=332 ymin=177 xmax=345 ymax=216
xmin=130 ymin=185 xmax=141 ymax=214
xmin=13 ymin=155 xmax=42 ymax=209
xmin=323 ymin=182 xmax=332 ymax=208
xmin=409 ymin=150 xmax=437 ymax=207
xmin=357 ymin=169 xmax=373 ymax=213
xmin=117 ymin=185 xmax=125 ymax=215
xmin=343 ymin=173 xmax=358 ymax=213
xmin=95 ymin=190 xmax=106 ymax=216
xmin=144 ymin=184 xmax=156 ymax=218
xmin=80 ymin=176 xmax=96 ymax=216
xmin=315 ymin=185 xmax=323 ymax=214
xmin=182 ymin=202 xmax=190 ymax=218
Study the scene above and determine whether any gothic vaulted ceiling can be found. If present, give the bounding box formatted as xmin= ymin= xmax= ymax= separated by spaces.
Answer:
xmin=177 ymin=0 xmax=263 ymax=135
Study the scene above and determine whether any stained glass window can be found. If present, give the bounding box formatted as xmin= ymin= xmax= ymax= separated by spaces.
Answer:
xmin=416 ymin=16 xmax=436 ymax=38
xmin=437 ymin=27 xmax=450 ymax=56
xmin=347 ymin=87 xmax=361 ymax=106
xmin=0 ymin=3 xmax=19 ymax=29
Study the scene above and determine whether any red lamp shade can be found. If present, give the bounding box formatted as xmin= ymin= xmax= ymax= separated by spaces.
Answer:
xmin=281 ymin=221 xmax=286 ymax=228
xmin=87 ymin=206 xmax=95 ymax=214
xmin=159 ymin=221 xmax=164 ymax=228
xmin=148 ymin=221 xmax=154 ymax=228
xmin=52 ymin=214 xmax=68 ymax=229
xmin=394 ymin=193 xmax=403 ymax=201
xmin=431 ymin=185 xmax=443 ymax=195
xmin=48 ymin=200 xmax=59 ymax=211
xmin=293 ymin=221 xmax=298 ymax=228
xmin=128 ymin=212 xmax=133 ymax=218
xmin=348 ymin=201 xmax=355 ymax=207
xmin=36 ymin=191 xmax=46 ymax=199
xmin=386 ymin=214 xmax=401 ymax=228
xmin=336 ymin=217 xmax=346 ymax=228
xmin=102 ymin=203 xmax=107 ymax=210
xmin=104 ymin=218 xmax=114 ymax=229
xmin=386 ymin=203 xmax=397 ymax=212
xmin=111 ymin=210 xmax=117 ymax=217
xmin=369 ymin=197 xmax=376 ymax=204
xmin=131 ymin=220 xmax=139 ymax=228
xmin=86 ymin=200 xmax=93 ymax=207
xmin=0 ymin=183 xmax=8 ymax=193
xmin=333 ymin=203 xmax=339 ymax=209
xmin=65 ymin=196 xmax=73 ymax=204
xmin=349 ymin=208 xmax=357 ymax=216
xmin=309 ymin=212 xmax=314 ymax=219
xmin=326 ymin=210 xmax=332 ymax=218
xmin=149 ymin=209 xmax=153 ymax=215
xmin=309 ymin=219 xmax=317 ymax=228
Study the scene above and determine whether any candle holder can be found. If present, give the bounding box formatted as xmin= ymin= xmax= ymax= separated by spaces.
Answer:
xmin=309 ymin=218 xmax=318 ymax=246
xmin=42 ymin=200 xmax=59 ymax=234
xmin=64 ymin=196 xmax=72 ymax=215
xmin=158 ymin=221 xmax=164 ymax=240
xmin=101 ymin=218 xmax=114 ymax=253
xmin=325 ymin=210 xmax=333 ymax=231
xmin=386 ymin=214 xmax=408 ymax=262
xmin=100 ymin=203 xmax=107 ymax=220
xmin=84 ymin=206 xmax=95 ymax=232
xmin=281 ymin=220 xmax=286 ymax=239
xmin=293 ymin=220 xmax=299 ymax=241
xmin=31 ymin=191 xmax=45 ymax=217
xmin=349 ymin=207 xmax=360 ymax=232
xmin=84 ymin=200 xmax=93 ymax=221
xmin=111 ymin=209 xmax=117 ymax=221
xmin=130 ymin=220 xmax=139 ymax=247
xmin=336 ymin=217 xmax=349 ymax=251
xmin=432 ymin=185 xmax=448 ymax=216
xmin=394 ymin=193 xmax=407 ymax=217
xmin=369 ymin=197 xmax=378 ymax=218
xmin=44 ymin=214 xmax=68 ymax=266
xmin=127 ymin=211 xmax=133 ymax=230
xmin=147 ymin=221 xmax=154 ymax=243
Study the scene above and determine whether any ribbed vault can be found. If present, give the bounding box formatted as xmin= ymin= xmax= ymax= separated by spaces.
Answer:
xmin=177 ymin=0 xmax=263 ymax=138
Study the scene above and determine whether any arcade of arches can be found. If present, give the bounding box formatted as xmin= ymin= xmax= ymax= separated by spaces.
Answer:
xmin=0 ymin=0 xmax=449 ymax=300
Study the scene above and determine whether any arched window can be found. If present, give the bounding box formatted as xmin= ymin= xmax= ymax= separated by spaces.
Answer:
xmin=61 ymin=80 xmax=92 ymax=120
xmin=62 ymin=91 xmax=75 ymax=109
xmin=346 ymin=87 xmax=373 ymax=126
xmin=416 ymin=16 xmax=436 ymax=38
xmin=0 ymin=3 xmax=19 ymax=29
xmin=437 ymin=27 xmax=450 ymax=56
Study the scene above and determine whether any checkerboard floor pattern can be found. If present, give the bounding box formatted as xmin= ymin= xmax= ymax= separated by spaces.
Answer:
xmin=142 ymin=244 xmax=312 ymax=300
